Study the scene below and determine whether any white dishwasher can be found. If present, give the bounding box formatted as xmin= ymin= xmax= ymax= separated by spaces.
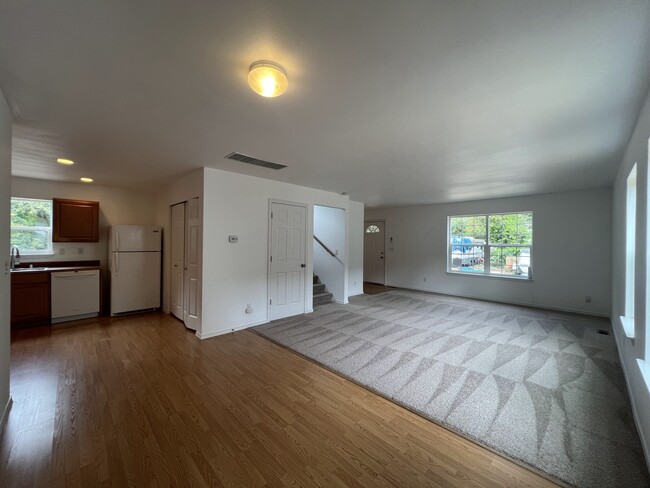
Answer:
xmin=51 ymin=270 xmax=101 ymax=323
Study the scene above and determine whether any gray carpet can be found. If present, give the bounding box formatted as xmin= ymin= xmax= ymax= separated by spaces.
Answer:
xmin=254 ymin=289 xmax=650 ymax=488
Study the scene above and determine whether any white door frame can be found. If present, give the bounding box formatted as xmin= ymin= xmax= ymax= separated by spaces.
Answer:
xmin=364 ymin=219 xmax=386 ymax=285
xmin=268 ymin=199 xmax=309 ymax=320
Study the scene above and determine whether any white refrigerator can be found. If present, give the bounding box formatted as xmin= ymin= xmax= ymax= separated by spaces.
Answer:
xmin=109 ymin=225 xmax=162 ymax=316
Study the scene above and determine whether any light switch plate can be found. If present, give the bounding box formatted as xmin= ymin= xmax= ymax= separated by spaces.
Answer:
xmin=228 ymin=235 xmax=238 ymax=243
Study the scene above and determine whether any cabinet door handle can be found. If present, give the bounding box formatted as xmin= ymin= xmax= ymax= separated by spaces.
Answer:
xmin=54 ymin=275 xmax=94 ymax=280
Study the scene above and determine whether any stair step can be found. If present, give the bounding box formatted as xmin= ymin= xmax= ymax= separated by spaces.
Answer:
xmin=313 ymin=291 xmax=333 ymax=307
xmin=313 ymin=283 xmax=326 ymax=294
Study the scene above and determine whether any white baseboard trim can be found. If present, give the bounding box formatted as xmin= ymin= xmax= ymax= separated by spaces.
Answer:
xmin=348 ymin=291 xmax=365 ymax=297
xmin=611 ymin=322 xmax=650 ymax=471
xmin=333 ymin=298 xmax=349 ymax=304
xmin=385 ymin=282 xmax=611 ymax=319
xmin=196 ymin=319 xmax=270 ymax=340
xmin=161 ymin=307 xmax=170 ymax=314
xmin=0 ymin=396 xmax=12 ymax=433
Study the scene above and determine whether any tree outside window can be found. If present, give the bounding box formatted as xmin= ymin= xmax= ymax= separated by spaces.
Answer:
xmin=10 ymin=198 xmax=53 ymax=254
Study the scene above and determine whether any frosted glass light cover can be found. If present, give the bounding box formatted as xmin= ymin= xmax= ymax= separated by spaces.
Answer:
xmin=248 ymin=61 xmax=288 ymax=97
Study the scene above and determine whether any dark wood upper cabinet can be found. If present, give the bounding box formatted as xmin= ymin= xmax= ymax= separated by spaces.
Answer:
xmin=53 ymin=198 xmax=100 ymax=242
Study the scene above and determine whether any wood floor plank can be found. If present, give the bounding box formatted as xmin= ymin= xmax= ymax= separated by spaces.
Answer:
xmin=0 ymin=313 xmax=558 ymax=487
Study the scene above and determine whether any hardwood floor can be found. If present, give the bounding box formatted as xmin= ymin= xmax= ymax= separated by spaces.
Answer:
xmin=0 ymin=313 xmax=557 ymax=487
xmin=363 ymin=282 xmax=396 ymax=295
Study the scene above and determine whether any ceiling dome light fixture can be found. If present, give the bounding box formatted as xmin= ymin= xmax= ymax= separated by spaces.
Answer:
xmin=80 ymin=177 xmax=93 ymax=183
xmin=57 ymin=158 xmax=74 ymax=165
xmin=248 ymin=60 xmax=288 ymax=97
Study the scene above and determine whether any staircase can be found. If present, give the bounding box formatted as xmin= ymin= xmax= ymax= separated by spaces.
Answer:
xmin=313 ymin=275 xmax=333 ymax=307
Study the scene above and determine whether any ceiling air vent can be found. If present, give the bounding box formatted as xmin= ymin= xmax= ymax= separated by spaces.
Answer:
xmin=225 ymin=152 xmax=287 ymax=170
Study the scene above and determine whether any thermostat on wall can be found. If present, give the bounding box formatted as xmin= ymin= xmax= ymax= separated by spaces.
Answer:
xmin=228 ymin=235 xmax=238 ymax=243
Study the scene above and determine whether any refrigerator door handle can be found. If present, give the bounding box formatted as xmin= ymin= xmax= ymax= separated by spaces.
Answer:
xmin=115 ymin=253 xmax=119 ymax=273
xmin=115 ymin=228 xmax=120 ymax=251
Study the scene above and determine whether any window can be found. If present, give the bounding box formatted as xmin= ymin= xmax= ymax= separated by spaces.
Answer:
xmin=448 ymin=212 xmax=533 ymax=279
xmin=366 ymin=224 xmax=380 ymax=233
xmin=620 ymin=164 xmax=637 ymax=338
xmin=10 ymin=197 xmax=53 ymax=255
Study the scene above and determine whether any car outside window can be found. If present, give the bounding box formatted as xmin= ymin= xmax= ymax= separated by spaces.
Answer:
xmin=448 ymin=212 xmax=532 ymax=279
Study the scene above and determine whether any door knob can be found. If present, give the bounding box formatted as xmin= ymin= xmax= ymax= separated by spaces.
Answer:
xmin=300 ymin=264 xmax=306 ymax=268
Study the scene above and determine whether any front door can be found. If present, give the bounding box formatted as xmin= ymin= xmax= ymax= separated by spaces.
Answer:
xmin=170 ymin=202 xmax=185 ymax=320
xmin=364 ymin=221 xmax=385 ymax=284
xmin=269 ymin=202 xmax=306 ymax=320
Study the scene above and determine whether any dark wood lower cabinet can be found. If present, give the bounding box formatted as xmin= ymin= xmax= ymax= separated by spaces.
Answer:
xmin=11 ymin=272 xmax=51 ymax=328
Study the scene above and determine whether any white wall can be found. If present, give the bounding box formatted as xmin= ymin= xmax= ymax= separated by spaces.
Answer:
xmin=11 ymin=177 xmax=158 ymax=310
xmin=612 ymin=87 xmax=650 ymax=466
xmin=11 ymin=177 xmax=158 ymax=263
xmin=313 ymin=205 xmax=346 ymax=303
xmin=200 ymin=168 xmax=349 ymax=339
xmin=155 ymin=169 xmax=204 ymax=329
xmin=0 ymin=90 xmax=12 ymax=423
xmin=348 ymin=201 xmax=364 ymax=296
xmin=366 ymin=187 xmax=612 ymax=316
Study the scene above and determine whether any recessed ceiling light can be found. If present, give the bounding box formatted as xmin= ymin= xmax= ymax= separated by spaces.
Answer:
xmin=57 ymin=158 xmax=74 ymax=165
xmin=80 ymin=177 xmax=93 ymax=183
xmin=248 ymin=60 xmax=288 ymax=97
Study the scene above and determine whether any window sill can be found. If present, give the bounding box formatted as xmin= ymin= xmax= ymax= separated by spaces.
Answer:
xmin=638 ymin=359 xmax=650 ymax=394
xmin=619 ymin=315 xmax=635 ymax=339
xmin=445 ymin=271 xmax=533 ymax=282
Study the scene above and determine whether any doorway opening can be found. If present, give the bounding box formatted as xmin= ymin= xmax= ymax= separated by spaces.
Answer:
xmin=313 ymin=205 xmax=346 ymax=305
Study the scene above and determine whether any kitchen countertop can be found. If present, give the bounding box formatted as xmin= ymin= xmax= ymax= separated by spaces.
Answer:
xmin=10 ymin=266 xmax=101 ymax=274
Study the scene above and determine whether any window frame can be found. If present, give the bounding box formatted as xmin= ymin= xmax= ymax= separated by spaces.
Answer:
xmin=619 ymin=164 xmax=637 ymax=339
xmin=447 ymin=211 xmax=533 ymax=281
xmin=365 ymin=224 xmax=381 ymax=234
xmin=10 ymin=197 xmax=54 ymax=256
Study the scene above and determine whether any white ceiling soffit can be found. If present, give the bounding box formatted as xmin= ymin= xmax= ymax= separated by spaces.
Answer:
xmin=1 ymin=0 xmax=649 ymax=207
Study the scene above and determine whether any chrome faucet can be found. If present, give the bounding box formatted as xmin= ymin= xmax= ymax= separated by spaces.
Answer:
xmin=10 ymin=246 xmax=20 ymax=269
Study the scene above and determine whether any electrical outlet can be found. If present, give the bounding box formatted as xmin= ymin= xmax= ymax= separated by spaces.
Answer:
xmin=585 ymin=296 xmax=592 ymax=303
xmin=59 ymin=248 xmax=65 ymax=255
xmin=78 ymin=247 xmax=85 ymax=255
xmin=245 ymin=304 xmax=254 ymax=314
xmin=423 ymin=277 xmax=427 ymax=282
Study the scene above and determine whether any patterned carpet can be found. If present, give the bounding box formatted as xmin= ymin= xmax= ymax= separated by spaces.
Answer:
xmin=254 ymin=289 xmax=650 ymax=488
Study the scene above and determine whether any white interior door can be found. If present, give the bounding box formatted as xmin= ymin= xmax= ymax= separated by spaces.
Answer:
xmin=363 ymin=221 xmax=385 ymax=284
xmin=269 ymin=202 xmax=306 ymax=320
xmin=184 ymin=197 xmax=200 ymax=330
xmin=170 ymin=202 xmax=185 ymax=320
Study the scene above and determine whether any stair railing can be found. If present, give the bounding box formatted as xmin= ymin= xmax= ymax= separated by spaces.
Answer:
xmin=313 ymin=235 xmax=344 ymax=264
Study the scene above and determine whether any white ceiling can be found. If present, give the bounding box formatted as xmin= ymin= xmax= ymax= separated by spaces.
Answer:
xmin=1 ymin=0 xmax=649 ymax=207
